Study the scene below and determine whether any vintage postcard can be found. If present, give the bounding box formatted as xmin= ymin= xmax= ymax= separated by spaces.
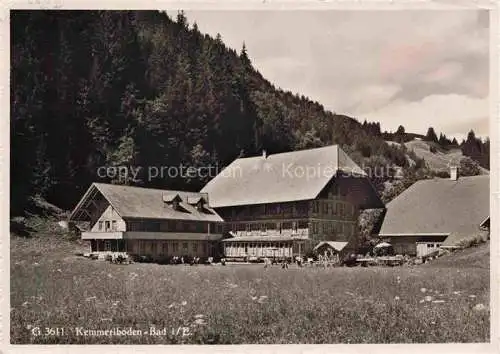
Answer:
xmin=4 ymin=1 xmax=499 ymax=352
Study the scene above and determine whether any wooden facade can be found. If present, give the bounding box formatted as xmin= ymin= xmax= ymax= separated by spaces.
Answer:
xmin=383 ymin=235 xmax=447 ymax=257
xmin=217 ymin=181 xmax=360 ymax=260
xmin=71 ymin=184 xmax=225 ymax=260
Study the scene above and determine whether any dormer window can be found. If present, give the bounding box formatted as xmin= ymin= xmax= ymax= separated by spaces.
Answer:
xmin=163 ymin=193 xmax=183 ymax=210
xmin=187 ymin=195 xmax=208 ymax=212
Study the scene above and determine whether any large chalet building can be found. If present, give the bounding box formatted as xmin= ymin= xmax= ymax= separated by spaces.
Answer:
xmin=200 ymin=145 xmax=384 ymax=260
xmin=69 ymin=183 xmax=224 ymax=259
xmin=70 ymin=145 xmax=384 ymax=261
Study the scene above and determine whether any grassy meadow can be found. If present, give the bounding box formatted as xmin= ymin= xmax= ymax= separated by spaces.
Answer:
xmin=11 ymin=236 xmax=490 ymax=344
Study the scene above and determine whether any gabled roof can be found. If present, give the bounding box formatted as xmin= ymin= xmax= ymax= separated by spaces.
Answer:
xmin=314 ymin=241 xmax=349 ymax=252
xmin=441 ymin=229 xmax=489 ymax=248
xmin=187 ymin=195 xmax=207 ymax=205
xmin=379 ymin=175 xmax=489 ymax=244
xmin=70 ymin=183 xmax=223 ymax=222
xmin=162 ymin=193 xmax=182 ymax=203
xmin=200 ymin=145 xmax=382 ymax=208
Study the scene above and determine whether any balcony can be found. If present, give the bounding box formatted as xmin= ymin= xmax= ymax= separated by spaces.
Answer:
xmin=81 ymin=231 xmax=123 ymax=240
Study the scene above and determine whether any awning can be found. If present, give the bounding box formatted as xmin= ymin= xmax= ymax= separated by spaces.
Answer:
xmin=221 ymin=236 xmax=295 ymax=242
xmin=374 ymin=242 xmax=392 ymax=248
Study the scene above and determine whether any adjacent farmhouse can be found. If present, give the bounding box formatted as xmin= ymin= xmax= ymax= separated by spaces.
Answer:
xmin=69 ymin=183 xmax=224 ymax=259
xmin=200 ymin=145 xmax=384 ymax=260
xmin=378 ymin=169 xmax=489 ymax=257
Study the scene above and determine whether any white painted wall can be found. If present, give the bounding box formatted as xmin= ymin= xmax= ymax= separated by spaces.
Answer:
xmin=90 ymin=205 xmax=126 ymax=232
xmin=416 ymin=242 xmax=442 ymax=257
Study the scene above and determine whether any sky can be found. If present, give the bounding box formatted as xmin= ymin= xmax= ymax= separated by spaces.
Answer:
xmin=184 ymin=10 xmax=490 ymax=141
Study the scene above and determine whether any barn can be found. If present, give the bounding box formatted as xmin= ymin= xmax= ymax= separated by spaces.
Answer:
xmin=378 ymin=170 xmax=489 ymax=257
xmin=69 ymin=183 xmax=224 ymax=259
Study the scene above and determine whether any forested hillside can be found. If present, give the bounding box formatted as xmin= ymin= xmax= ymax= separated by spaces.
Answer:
xmin=11 ymin=10 xmax=482 ymax=216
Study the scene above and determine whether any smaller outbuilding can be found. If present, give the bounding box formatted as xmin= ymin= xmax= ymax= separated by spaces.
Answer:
xmin=378 ymin=171 xmax=489 ymax=257
xmin=313 ymin=241 xmax=349 ymax=263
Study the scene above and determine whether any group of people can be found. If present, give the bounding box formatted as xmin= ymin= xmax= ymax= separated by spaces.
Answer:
xmin=263 ymin=256 xmax=310 ymax=268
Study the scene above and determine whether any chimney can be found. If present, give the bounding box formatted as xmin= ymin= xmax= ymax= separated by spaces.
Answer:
xmin=262 ymin=150 xmax=267 ymax=159
xmin=450 ymin=165 xmax=458 ymax=181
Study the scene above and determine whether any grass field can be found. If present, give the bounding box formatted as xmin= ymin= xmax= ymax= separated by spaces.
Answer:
xmin=10 ymin=236 xmax=490 ymax=344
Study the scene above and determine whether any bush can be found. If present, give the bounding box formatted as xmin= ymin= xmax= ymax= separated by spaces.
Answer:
xmin=434 ymin=170 xmax=450 ymax=178
xmin=156 ymin=256 xmax=171 ymax=265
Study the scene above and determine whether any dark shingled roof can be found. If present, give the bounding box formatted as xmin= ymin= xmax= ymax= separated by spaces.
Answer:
xmin=201 ymin=145 xmax=382 ymax=209
xmin=379 ymin=175 xmax=489 ymax=246
xmin=70 ymin=183 xmax=223 ymax=222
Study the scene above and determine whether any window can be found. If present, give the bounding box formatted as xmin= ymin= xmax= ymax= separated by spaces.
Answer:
xmin=339 ymin=204 xmax=345 ymax=218
xmin=160 ymin=221 xmax=170 ymax=232
xmin=298 ymin=220 xmax=308 ymax=229
xmin=266 ymin=223 xmax=275 ymax=230
xmin=172 ymin=242 xmax=179 ymax=252
xmin=323 ymin=202 xmax=329 ymax=214
xmin=292 ymin=222 xmax=298 ymax=232
xmin=98 ymin=221 xmax=103 ymax=231
xmin=245 ymin=224 xmax=251 ymax=232
xmin=260 ymin=224 xmax=266 ymax=232
xmin=282 ymin=203 xmax=292 ymax=214
xmin=182 ymin=242 xmax=188 ymax=250
xmin=427 ymin=244 xmax=434 ymax=248
xmin=192 ymin=242 xmax=198 ymax=252
xmin=162 ymin=242 xmax=168 ymax=254
xmin=296 ymin=202 xmax=308 ymax=215
xmin=151 ymin=242 xmax=157 ymax=254
xmin=282 ymin=222 xmax=292 ymax=230
xmin=312 ymin=201 xmax=319 ymax=213
xmin=111 ymin=220 xmax=117 ymax=231
xmin=128 ymin=221 xmax=141 ymax=231
xmin=146 ymin=222 xmax=161 ymax=232
xmin=105 ymin=221 xmax=111 ymax=231
xmin=104 ymin=240 xmax=111 ymax=251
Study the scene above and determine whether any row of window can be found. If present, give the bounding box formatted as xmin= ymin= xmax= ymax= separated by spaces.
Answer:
xmin=91 ymin=239 xmax=125 ymax=252
xmin=126 ymin=220 xmax=223 ymax=233
xmin=225 ymin=242 xmax=293 ymax=250
xmin=311 ymin=201 xmax=354 ymax=218
xmin=135 ymin=240 xmax=208 ymax=254
xmin=230 ymin=202 xmax=309 ymax=218
xmin=226 ymin=220 xmax=309 ymax=233
xmin=311 ymin=221 xmax=354 ymax=235
xmin=93 ymin=240 xmax=208 ymax=253
xmin=98 ymin=220 xmax=118 ymax=231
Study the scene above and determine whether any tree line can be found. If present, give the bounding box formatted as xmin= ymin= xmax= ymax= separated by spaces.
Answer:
xmin=10 ymin=10 xmax=486 ymax=215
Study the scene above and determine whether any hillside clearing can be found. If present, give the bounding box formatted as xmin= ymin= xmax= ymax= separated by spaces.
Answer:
xmin=10 ymin=236 xmax=490 ymax=344
xmin=404 ymin=140 xmax=489 ymax=174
